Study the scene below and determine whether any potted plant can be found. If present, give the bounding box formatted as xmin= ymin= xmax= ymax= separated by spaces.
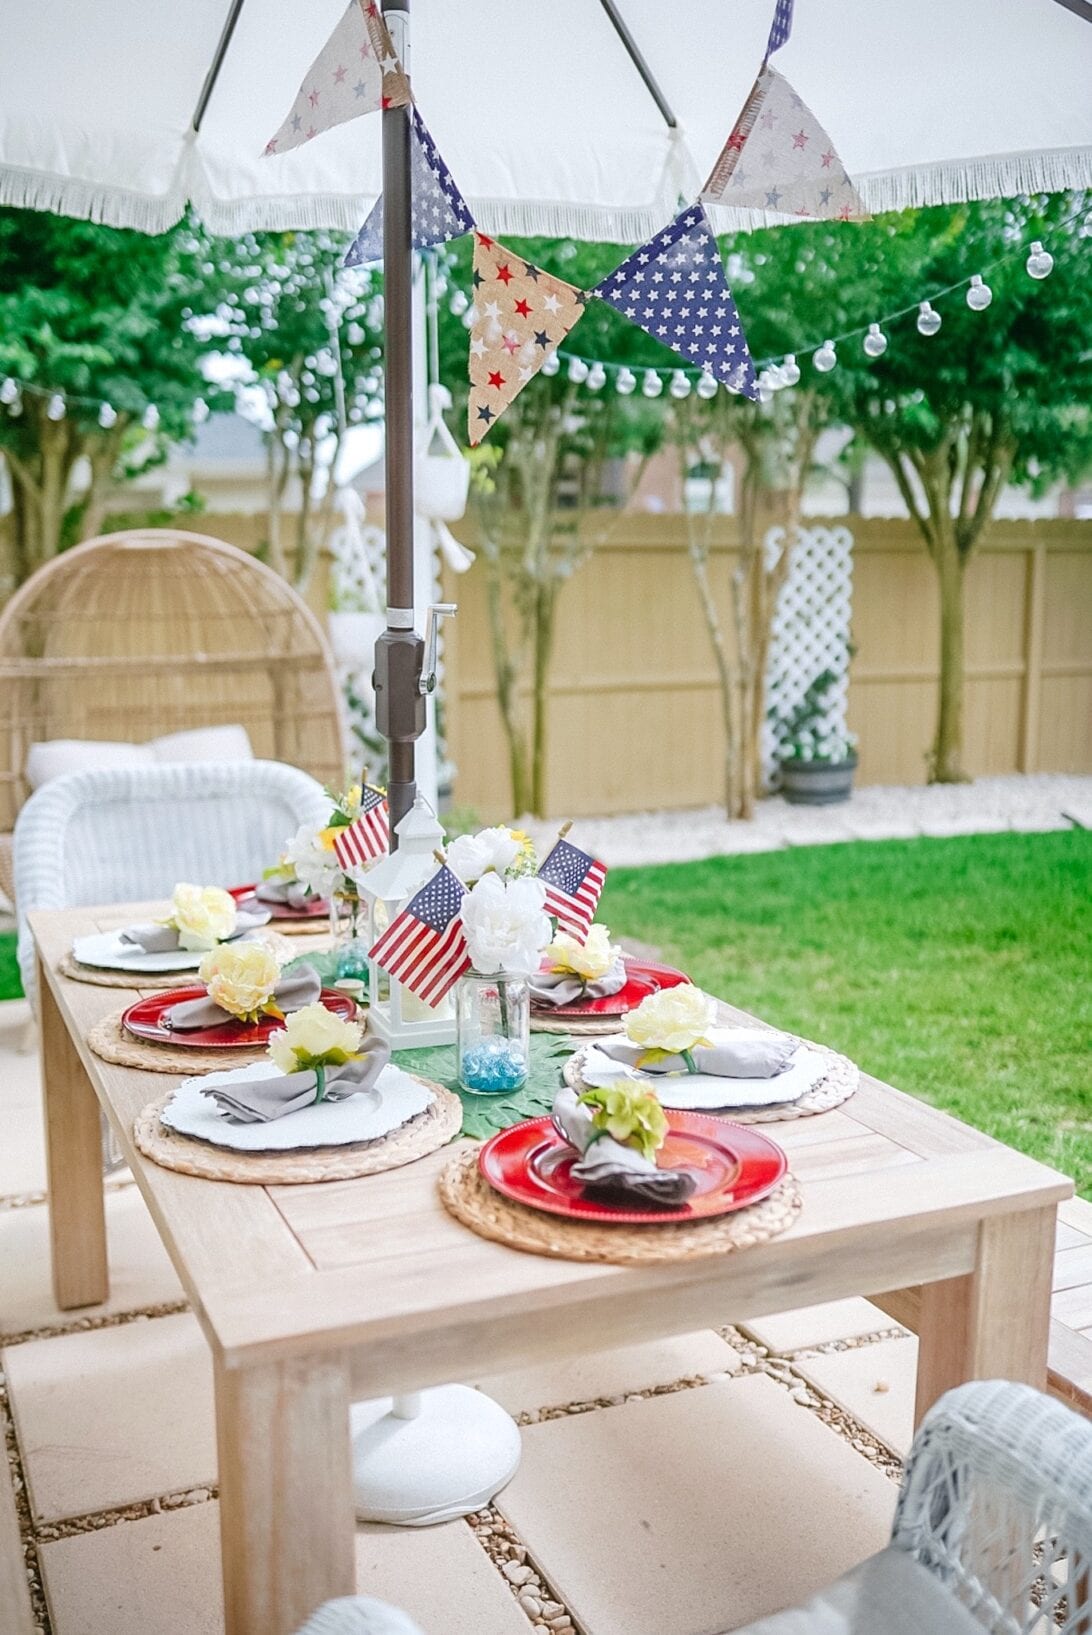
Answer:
xmin=777 ymin=669 xmax=858 ymax=806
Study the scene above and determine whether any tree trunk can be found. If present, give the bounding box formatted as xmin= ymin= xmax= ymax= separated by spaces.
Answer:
xmin=484 ymin=559 xmax=530 ymax=814
xmin=932 ymin=533 xmax=968 ymax=783
xmin=530 ymin=579 xmax=557 ymax=818
xmin=689 ymin=542 xmax=739 ymax=818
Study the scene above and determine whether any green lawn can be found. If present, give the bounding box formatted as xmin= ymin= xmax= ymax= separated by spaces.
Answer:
xmin=0 ymin=931 xmax=20 ymax=1003
xmin=600 ymin=830 xmax=1092 ymax=1195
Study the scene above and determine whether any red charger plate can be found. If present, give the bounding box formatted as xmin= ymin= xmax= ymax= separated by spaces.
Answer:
xmin=121 ymin=987 xmax=356 ymax=1049
xmin=228 ymin=883 xmax=330 ymax=921
xmin=479 ymin=1112 xmax=787 ymax=1225
xmin=532 ymin=957 xmax=689 ymax=1018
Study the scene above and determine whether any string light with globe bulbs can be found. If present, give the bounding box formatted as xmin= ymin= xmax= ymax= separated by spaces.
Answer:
xmin=449 ymin=212 xmax=1080 ymax=403
xmin=0 ymin=373 xmax=199 ymax=432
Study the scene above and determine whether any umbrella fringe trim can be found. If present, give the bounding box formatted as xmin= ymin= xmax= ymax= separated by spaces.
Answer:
xmin=705 ymin=145 xmax=1092 ymax=231
xmin=0 ymin=146 xmax=1086 ymax=238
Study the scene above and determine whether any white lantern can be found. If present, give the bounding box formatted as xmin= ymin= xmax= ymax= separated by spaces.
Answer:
xmin=360 ymin=797 xmax=456 ymax=1048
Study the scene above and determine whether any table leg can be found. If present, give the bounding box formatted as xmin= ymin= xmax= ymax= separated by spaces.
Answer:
xmin=914 ymin=1205 xmax=1055 ymax=1428
xmin=39 ymin=955 xmax=108 ymax=1309
xmin=215 ymin=1351 xmax=356 ymax=1635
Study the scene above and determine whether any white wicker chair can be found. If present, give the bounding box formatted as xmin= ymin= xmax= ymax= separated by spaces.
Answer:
xmin=13 ymin=759 xmax=330 ymax=1007
xmin=727 ymin=1379 xmax=1092 ymax=1634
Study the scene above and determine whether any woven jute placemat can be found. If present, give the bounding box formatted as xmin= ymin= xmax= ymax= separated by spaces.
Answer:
xmin=88 ymin=1011 xmax=269 ymax=1074
xmin=531 ymin=1011 xmax=626 ymax=1037
xmin=133 ymin=1076 xmax=462 ymax=1184
xmin=561 ymin=1039 xmax=858 ymax=1123
xmin=439 ymin=1145 xmax=801 ymax=1265
xmin=60 ymin=930 xmax=297 ymax=992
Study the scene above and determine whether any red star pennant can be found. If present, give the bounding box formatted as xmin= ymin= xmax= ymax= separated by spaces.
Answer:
xmin=702 ymin=67 xmax=868 ymax=223
xmin=264 ymin=0 xmax=410 ymax=157
xmin=467 ymin=237 xmax=587 ymax=444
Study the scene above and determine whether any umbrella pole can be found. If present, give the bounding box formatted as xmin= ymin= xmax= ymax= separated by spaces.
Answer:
xmin=374 ymin=0 xmax=423 ymax=849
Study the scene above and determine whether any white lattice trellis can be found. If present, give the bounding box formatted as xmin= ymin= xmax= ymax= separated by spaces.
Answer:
xmin=762 ymin=522 xmax=854 ymax=785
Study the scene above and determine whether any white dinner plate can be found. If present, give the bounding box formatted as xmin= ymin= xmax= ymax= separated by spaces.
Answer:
xmin=578 ymin=1039 xmax=831 ymax=1110
xmin=159 ymin=1060 xmax=434 ymax=1151
xmin=72 ymin=930 xmax=207 ymax=974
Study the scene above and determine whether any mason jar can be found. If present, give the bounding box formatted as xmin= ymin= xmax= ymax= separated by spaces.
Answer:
xmin=456 ymin=972 xmax=530 ymax=1096
xmin=330 ymin=891 xmax=370 ymax=986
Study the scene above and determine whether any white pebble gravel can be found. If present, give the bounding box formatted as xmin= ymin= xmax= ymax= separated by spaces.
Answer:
xmin=518 ymin=774 xmax=1091 ymax=869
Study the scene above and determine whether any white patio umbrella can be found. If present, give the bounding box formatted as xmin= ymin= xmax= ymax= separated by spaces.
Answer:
xmin=1 ymin=0 xmax=1089 ymax=235
xmin=2 ymin=0 xmax=1090 ymax=827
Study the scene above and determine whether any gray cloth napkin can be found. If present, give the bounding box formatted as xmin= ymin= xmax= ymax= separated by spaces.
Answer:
xmin=530 ymin=956 xmax=627 ymax=1009
xmin=119 ymin=907 xmax=270 ymax=953
xmin=254 ymin=878 xmax=324 ymax=910
xmin=164 ymin=963 xmax=323 ymax=1031
xmin=203 ymin=1034 xmax=391 ymax=1124
xmin=553 ymin=1085 xmax=696 ymax=1208
xmin=600 ymin=1027 xmax=796 ymax=1079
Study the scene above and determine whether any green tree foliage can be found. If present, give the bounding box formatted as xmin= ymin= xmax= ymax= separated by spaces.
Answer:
xmin=0 ymin=209 xmax=227 ymax=586
xmin=799 ymin=194 xmax=1092 ymax=781
xmin=218 ymin=231 xmax=385 ymax=590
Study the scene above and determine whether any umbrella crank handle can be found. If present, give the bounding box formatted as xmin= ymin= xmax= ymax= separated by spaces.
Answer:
xmin=418 ymin=602 xmax=457 ymax=696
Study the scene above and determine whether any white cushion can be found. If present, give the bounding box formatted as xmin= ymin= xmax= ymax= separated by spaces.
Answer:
xmin=25 ymin=725 xmax=253 ymax=790
xmin=725 ymin=1547 xmax=984 ymax=1635
xmin=25 ymin=738 xmax=154 ymax=789
xmin=149 ymin=725 xmax=253 ymax=764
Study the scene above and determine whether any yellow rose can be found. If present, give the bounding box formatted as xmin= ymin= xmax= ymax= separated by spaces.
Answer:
xmin=169 ymin=884 xmax=237 ymax=952
xmin=317 ymin=826 xmax=341 ymax=853
xmin=268 ymin=1002 xmax=364 ymax=1074
xmin=545 ymin=925 xmax=618 ymax=982
xmin=624 ymin=983 xmax=716 ymax=1056
xmin=199 ymin=942 xmax=281 ymax=1022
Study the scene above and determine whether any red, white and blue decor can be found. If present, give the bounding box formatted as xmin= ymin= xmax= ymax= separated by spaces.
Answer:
xmin=701 ymin=67 xmax=868 ymax=223
xmin=332 ymin=786 xmax=390 ymax=870
xmin=369 ymin=863 xmax=472 ymax=1004
xmin=263 ymin=0 xmax=409 ymax=156
xmin=593 ymin=206 xmax=759 ymax=399
xmin=345 ymin=107 xmax=474 ymax=267
xmin=537 ymin=838 xmax=607 ymax=943
xmin=467 ymin=235 xmax=587 ymax=443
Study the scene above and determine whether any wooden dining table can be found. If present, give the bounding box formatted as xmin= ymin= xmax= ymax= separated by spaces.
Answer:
xmin=32 ymin=900 xmax=1072 ymax=1635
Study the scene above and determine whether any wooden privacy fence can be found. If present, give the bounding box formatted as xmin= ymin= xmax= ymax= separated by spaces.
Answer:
xmin=441 ymin=514 xmax=1092 ymax=819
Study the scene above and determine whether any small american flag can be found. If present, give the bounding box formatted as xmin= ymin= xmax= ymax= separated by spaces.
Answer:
xmin=537 ymin=838 xmax=607 ymax=943
xmin=368 ymin=864 xmax=471 ymax=1004
xmin=332 ymin=786 xmax=389 ymax=871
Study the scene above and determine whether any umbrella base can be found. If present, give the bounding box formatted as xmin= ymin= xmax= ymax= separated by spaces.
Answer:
xmin=350 ymin=1386 xmax=521 ymax=1525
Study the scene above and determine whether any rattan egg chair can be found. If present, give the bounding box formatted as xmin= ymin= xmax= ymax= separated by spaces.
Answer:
xmin=0 ymin=529 xmax=348 ymax=899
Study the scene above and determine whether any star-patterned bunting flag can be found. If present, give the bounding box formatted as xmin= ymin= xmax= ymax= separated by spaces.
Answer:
xmin=593 ymin=205 xmax=758 ymax=400
xmin=467 ymin=236 xmax=587 ymax=444
xmin=766 ymin=0 xmax=794 ymax=58
xmin=701 ymin=67 xmax=868 ymax=223
xmin=345 ymin=108 xmax=474 ymax=267
xmin=264 ymin=0 xmax=410 ymax=157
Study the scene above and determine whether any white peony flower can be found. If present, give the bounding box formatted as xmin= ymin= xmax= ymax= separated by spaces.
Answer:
xmin=460 ymin=874 xmax=551 ymax=976
xmin=284 ymin=821 xmax=341 ymax=899
xmin=447 ymin=826 xmax=523 ymax=886
xmin=624 ymin=984 xmax=717 ymax=1055
xmin=169 ymin=884 xmax=237 ymax=952
xmin=268 ymin=1002 xmax=363 ymax=1074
